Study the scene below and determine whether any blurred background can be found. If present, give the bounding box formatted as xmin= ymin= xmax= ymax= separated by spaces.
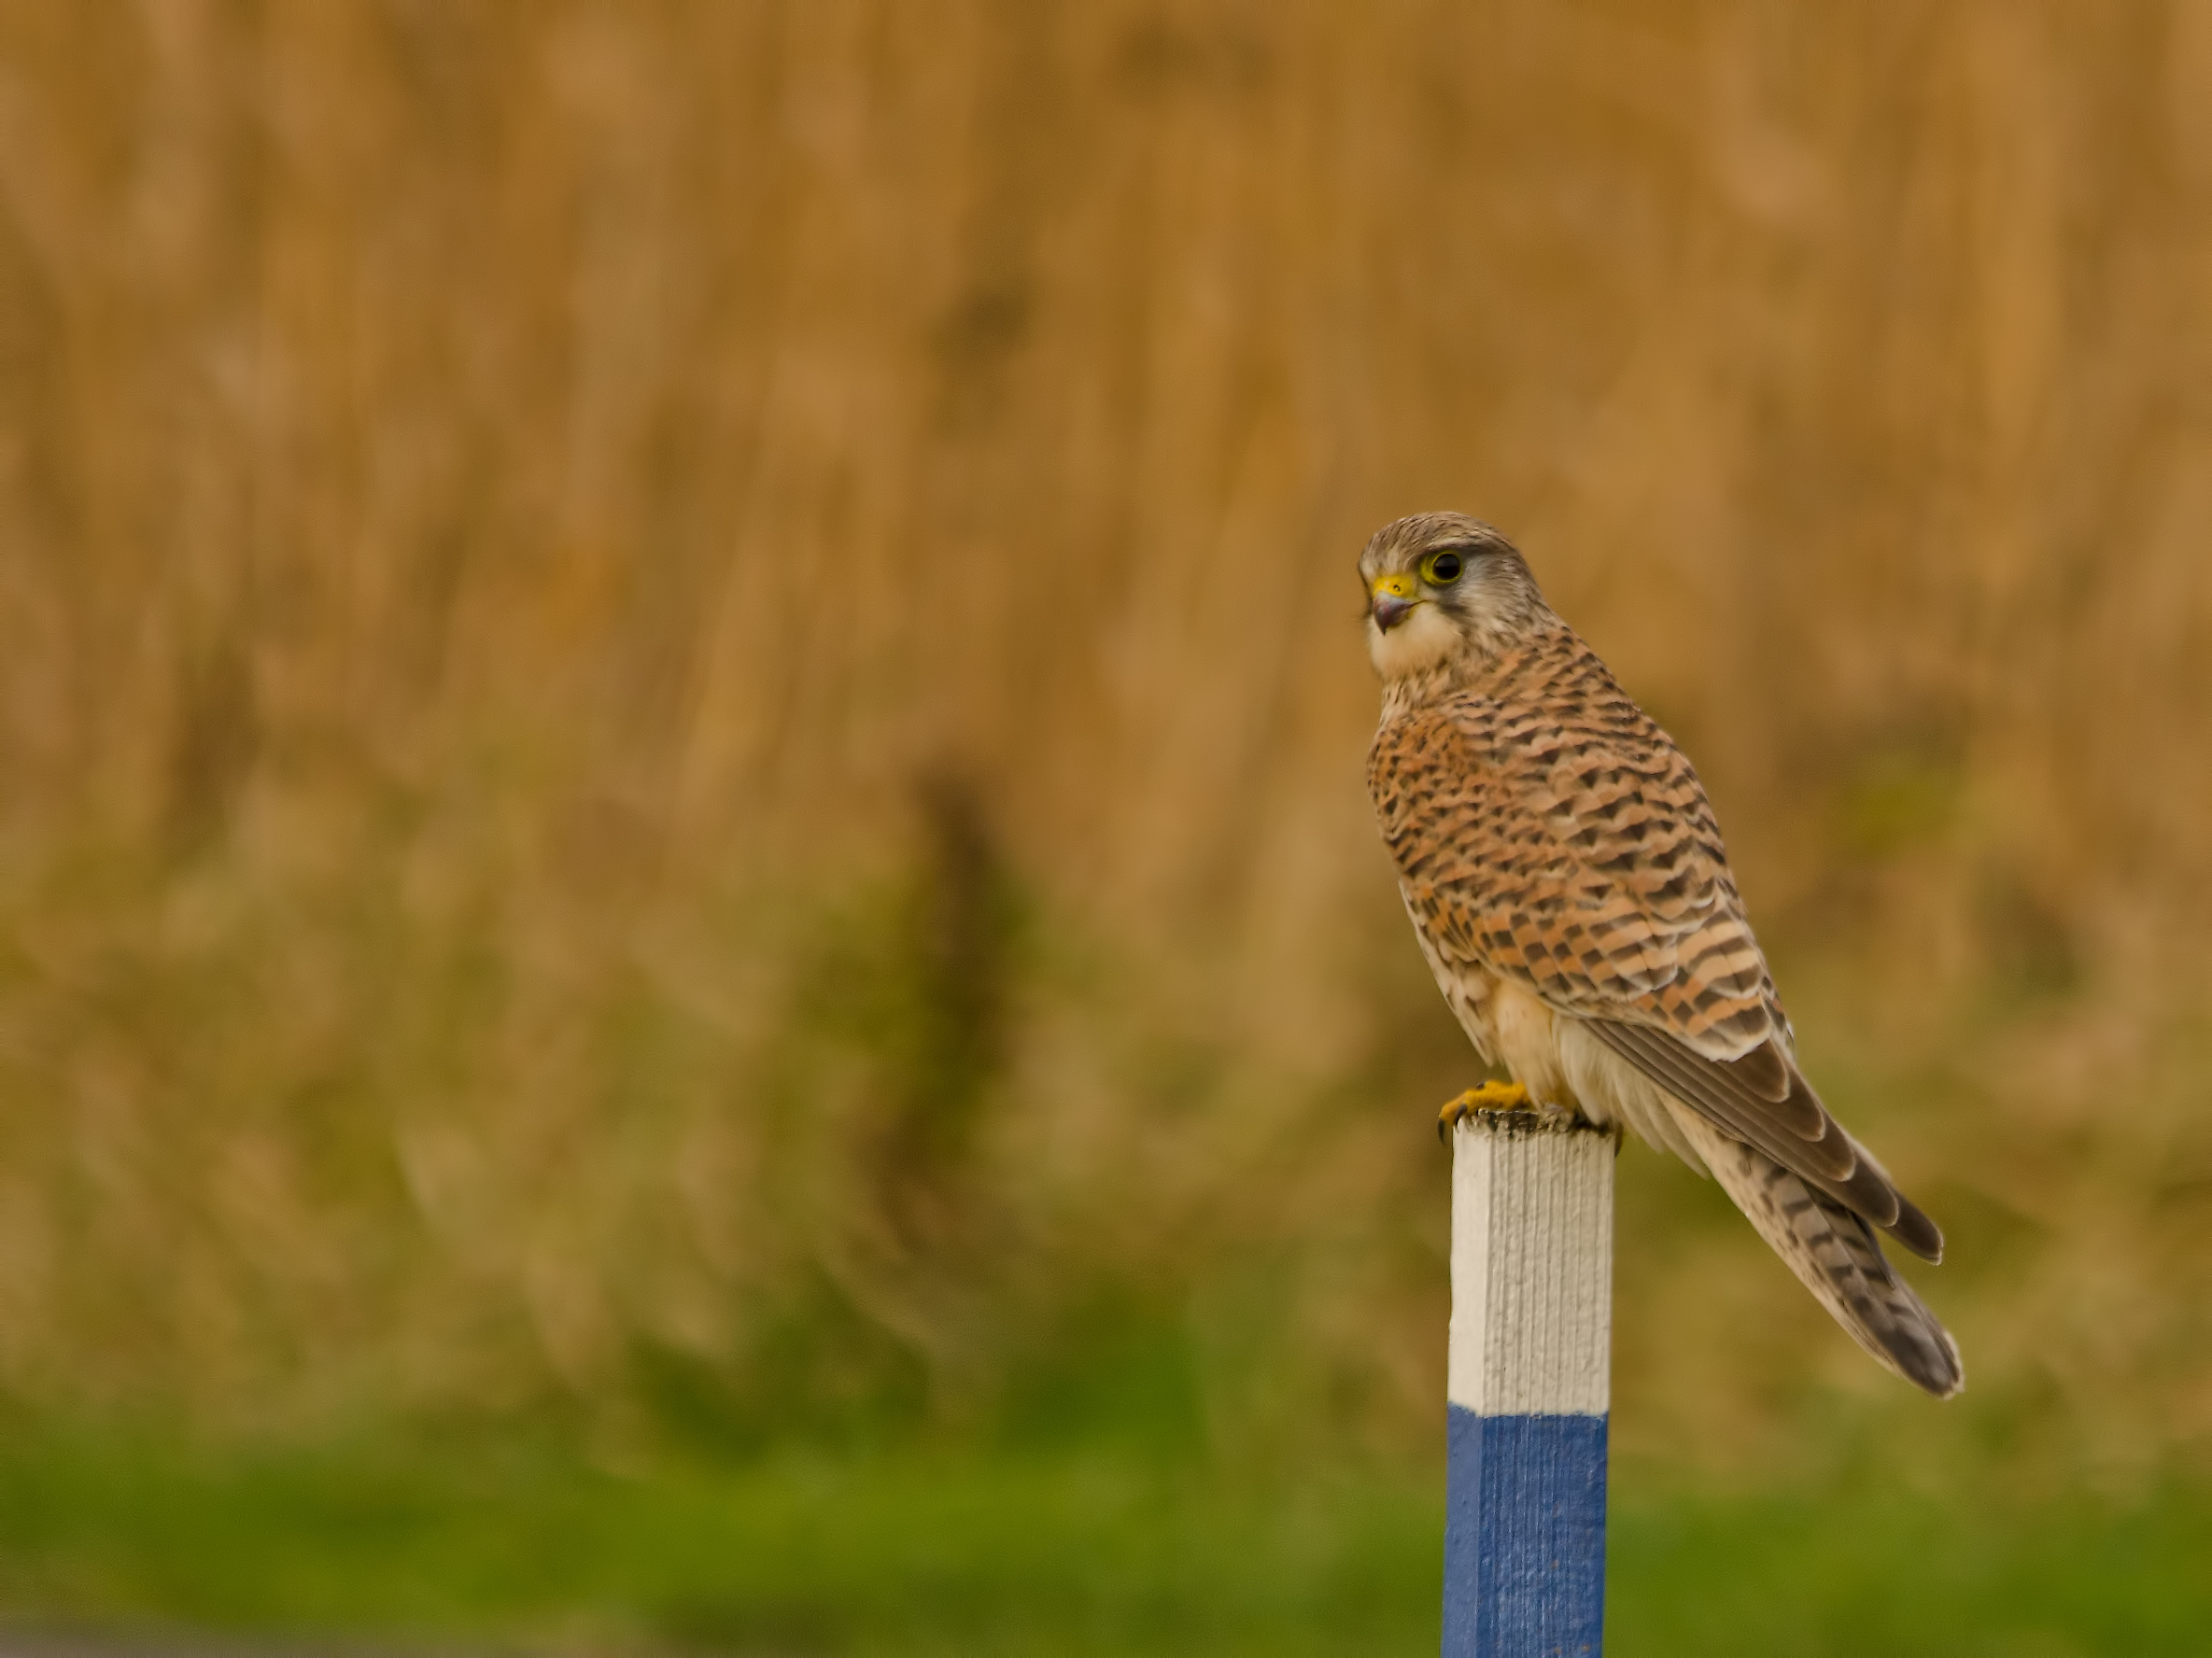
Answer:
xmin=1 ymin=2 xmax=2209 ymax=1652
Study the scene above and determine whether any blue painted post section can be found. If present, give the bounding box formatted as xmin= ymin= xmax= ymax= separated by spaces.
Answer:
xmin=1443 ymin=1109 xmax=1614 ymax=1657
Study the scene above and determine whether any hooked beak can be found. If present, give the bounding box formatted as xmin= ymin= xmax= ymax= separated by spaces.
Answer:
xmin=1370 ymin=573 xmax=1417 ymax=633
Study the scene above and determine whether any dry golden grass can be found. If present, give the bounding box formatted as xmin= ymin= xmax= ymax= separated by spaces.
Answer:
xmin=0 ymin=2 xmax=2208 ymax=1475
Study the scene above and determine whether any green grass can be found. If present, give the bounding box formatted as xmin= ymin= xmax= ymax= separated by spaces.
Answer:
xmin=1612 ymin=1478 xmax=2212 ymax=1658
xmin=0 ymin=1425 xmax=2205 ymax=1655
xmin=0 ymin=1427 xmax=1437 ymax=1655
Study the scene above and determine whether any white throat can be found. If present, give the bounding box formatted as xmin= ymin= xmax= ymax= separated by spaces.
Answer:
xmin=1368 ymin=602 xmax=1463 ymax=681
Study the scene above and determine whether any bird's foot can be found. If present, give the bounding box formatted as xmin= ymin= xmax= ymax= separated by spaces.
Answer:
xmin=1437 ymin=1080 xmax=1531 ymax=1143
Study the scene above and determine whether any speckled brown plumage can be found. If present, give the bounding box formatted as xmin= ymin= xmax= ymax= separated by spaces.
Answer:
xmin=1360 ymin=512 xmax=1961 ymax=1397
xmin=1371 ymin=616 xmax=1776 ymax=1055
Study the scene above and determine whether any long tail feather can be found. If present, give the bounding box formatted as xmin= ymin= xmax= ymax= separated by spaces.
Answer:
xmin=1667 ymin=1104 xmax=1965 ymax=1398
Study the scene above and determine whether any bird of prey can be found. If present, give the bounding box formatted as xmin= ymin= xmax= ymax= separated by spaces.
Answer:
xmin=1361 ymin=512 xmax=1962 ymax=1397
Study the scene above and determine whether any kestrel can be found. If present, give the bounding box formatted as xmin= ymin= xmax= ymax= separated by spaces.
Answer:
xmin=1362 ymin=513 xmax=1962 ymax=1397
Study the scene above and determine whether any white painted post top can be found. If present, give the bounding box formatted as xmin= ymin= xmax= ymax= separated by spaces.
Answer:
xmin=1448 ymin=1109 xmax=1615 ymax=1418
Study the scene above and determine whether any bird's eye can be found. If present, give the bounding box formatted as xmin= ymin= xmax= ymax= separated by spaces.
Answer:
xmin=1423 ymin=551 xmax=1464 ymax=584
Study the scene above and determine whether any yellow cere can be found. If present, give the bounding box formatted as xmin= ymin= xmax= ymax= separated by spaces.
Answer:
xmin=1371 ymin=572 xmax=1416 ymax=601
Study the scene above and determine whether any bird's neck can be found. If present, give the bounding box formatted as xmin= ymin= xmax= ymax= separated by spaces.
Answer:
xmin=1378 ymin=616 xmax=1569 ymax=721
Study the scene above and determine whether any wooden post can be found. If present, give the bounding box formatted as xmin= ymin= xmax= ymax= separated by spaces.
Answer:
xmin=1444 ymin=1109 xmax=1614 ymax=1657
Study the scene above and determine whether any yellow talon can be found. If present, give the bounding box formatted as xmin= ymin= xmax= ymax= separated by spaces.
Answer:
xmin=1437 ymin=1080 xmax=1532 ymax=1143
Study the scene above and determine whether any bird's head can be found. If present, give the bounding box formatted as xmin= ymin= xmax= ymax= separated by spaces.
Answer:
xmin=1358 ymin=512 xmax=1546 ymax=682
